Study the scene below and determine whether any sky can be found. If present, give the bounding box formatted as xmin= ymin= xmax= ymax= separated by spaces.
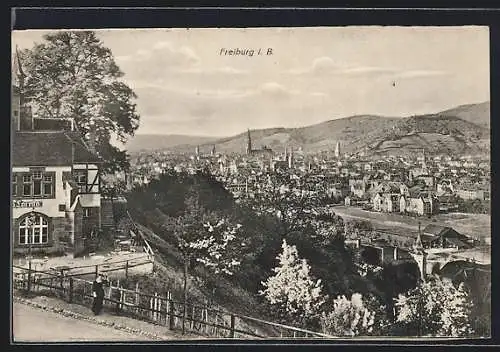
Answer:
xmin=12 ymin=26 xmax=490 ymax=137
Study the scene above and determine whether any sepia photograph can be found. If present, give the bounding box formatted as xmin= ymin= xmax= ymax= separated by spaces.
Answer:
xmin=11 ymin=25 xmax=491 ymax=342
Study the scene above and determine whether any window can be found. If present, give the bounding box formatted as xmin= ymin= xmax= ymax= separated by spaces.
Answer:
xmin=23 ymin=175 xmax=32 ymax=196
xmin=19 ymin=214 xmax=49 ymax=245
xmin=74 ymin=171 xmax=87 ymax=193
xmin=43 ymin=175 xmax=53 ymax=196
xmin=17 ymin=171 xmax=55 ymax=198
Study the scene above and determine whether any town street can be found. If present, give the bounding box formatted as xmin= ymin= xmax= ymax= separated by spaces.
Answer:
xmin=12 ymin=303 xmax=152 ymax=342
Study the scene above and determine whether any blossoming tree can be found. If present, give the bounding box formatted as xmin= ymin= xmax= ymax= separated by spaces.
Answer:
xmin=394 ymin=278 xmax=473 ymax=337
xmin=260 ymin=239 xmax=324 ymax=327
xmin=168 ymin=191 xmax=244 ymax=334
xmin=320 ymin=293 xmax=378 ymax=337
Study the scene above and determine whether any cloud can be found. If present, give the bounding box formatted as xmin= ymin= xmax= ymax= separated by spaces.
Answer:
xmin=258 ymin=82 xmax=299 ymax=98
xmin=176 ymin=66 xmax=250 ymax=75
xmin=115 ymin=41 xmax=200 ymax=81
xmin=396 ymin=69 xmax=450 ymax=79
xmin=289 ymin=56 xmax=341 ymax=75
xmin=339 ymin=66 xmax=397 ymax=75
xmin=289 ymin=56 xmax=449 ymax=79
xmin=310 ymin=92 xmax=328 ymax=97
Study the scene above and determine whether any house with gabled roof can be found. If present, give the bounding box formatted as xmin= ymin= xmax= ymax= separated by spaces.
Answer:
xmin=421 ymin=224 xmax=472 ymax=249
xmin=12 ymin=127 xmax=103 ymax=257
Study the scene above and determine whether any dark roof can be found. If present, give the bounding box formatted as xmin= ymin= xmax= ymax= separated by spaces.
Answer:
xmin=423 ymin=224 xmax=451 ymax=237
xmin=33 ymin=118 xmax=73 ymax=131
xmin=446 ymin=237 xmax=470 ymax=248
xmin=12 ymin=131 xmax=101 ymax=166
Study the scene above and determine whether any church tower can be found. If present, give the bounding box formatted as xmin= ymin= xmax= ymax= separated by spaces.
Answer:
xmin=412 ymin=222 xmax=427 ymax=282
xmin=246 ymin=129 xmax=252 ymax=155
xmin=288 ymin=147 xmax=294 ymax=169
xmin=334 ymin=141 xmax=341 ymax=159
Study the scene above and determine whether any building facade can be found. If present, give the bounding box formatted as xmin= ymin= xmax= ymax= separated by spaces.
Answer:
xmin=12 ymin=127 xmax=102 ymax=257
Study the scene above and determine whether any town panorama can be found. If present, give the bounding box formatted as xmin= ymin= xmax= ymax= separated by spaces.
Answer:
xmin=12 ymin=27 xmax=490 ymax=341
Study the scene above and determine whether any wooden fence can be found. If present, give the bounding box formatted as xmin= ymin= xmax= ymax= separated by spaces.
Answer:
xmin=14 ymin=255 xmax=153 ymax=281
xmin=13 ymin=265 xmax=333 ymax=339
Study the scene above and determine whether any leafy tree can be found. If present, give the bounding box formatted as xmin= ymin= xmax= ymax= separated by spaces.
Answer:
xmin=248 ymin=173 xmax=320 ymax=236
xmin=166 ymin=190 xmax=243 ymax=334
xmin=312 ymin=212 xmax=345 ymax=246
xmin=320 ymin=293 xmax=387 ymax=337
xmin=345 ymin=220 xmax=373 ymax=240
xmin=260 ymin=239 xmax=325 ymax=327
xmin=17 ymin=31 xmax=140 ymax=172
xmin=394 ymin=278 xmax=473 ymax=337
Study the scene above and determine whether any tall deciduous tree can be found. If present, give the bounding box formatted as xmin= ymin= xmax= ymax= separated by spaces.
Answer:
xmin=167 ymin=189 xmax=243 ymax=334
xmin=394 ymin=278 xmax=473 ymax=337
xmin=260 ymin=239 xmax=324 ymax=327
xmin=18 ymin=31 xmax=140 ymax=172
xmin=320 ymin=293 xmax=384 ymax=337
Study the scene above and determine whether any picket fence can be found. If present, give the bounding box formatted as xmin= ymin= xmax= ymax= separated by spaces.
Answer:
xmin=13 ymin=265 xmax=333 ymax=339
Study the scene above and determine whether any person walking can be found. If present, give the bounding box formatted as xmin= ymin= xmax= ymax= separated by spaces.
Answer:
xmin=91 ymin=273 xmax=107 ymax=315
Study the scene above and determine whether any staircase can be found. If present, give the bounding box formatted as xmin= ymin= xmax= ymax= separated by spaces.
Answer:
xmin=101 ymin=198 xmax=115 ymax=231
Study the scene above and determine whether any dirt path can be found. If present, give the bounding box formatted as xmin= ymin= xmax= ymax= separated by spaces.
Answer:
xmin=13 ymin=302 xmax=151 ymax=342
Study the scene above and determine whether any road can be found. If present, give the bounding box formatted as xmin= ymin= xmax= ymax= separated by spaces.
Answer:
xmin=332 ymin=205 xmax=491 ymax=241
xmin=12 ymin=303 xmax=152 ymax=342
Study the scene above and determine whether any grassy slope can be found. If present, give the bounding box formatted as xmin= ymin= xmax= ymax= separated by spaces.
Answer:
xmin=129 ymin=211 xmax=282 ymax=337
xmin=439 ymin=101 xmax=490 ymax=129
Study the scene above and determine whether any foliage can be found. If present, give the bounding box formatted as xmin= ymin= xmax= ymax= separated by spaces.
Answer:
xmin=455 ymin=198 xmax=490 ymax=215
xmin=260 ymin=239 xmax=325 ymax=327
xmin=394 ymin=278 xmax=474 ymax=337
xmin=246 ymin=172 xmax=321 ymax=236
xmin=320 ymin=293 xmax=387 ymax=337
xmin=345 ymin=219 xmax=373 ymax=240
xmin=189 ymin=218 xmax=243 ymax=276
xmin=100 ymin=177 xmax=127 ymax=198
xmin=18 ymin=31 xmax=140 ymax=173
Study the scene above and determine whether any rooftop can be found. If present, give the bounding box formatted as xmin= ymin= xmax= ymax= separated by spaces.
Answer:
xmin=12 ymin=131 xmax=101 ymax=167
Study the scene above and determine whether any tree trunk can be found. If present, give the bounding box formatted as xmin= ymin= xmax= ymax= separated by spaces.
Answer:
xmin=182 ymin=258 xmax=188 ymax=335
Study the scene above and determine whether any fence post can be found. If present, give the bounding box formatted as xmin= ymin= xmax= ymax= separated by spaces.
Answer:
xmin=60 ymin=269 xmax=65 ymax=294
xmin=230 ymin=314 xmax=236 ymax=338
xmin=168 ymin=295 xmax=174 ymax=330
xmin=125 ymin=261 xmax=129 ymax=279
xmin=135 ymin=282 xmax=140 ymax=316
xmin=95 ymin=265 xmax=99 ymax=277
xmin=120 ymin=289 xmax=125 ymax=311
xmin=68 ymin=277 xmax=74 ymax=303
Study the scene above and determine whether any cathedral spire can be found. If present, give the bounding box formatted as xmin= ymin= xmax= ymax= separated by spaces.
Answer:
xmin=246 ymin=128 xmax=252 ymax=155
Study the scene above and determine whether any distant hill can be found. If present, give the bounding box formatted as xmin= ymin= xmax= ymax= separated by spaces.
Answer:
xmin=127 ymin=134 xmax=220 ymax=153
xmin=439 ymin=102 xmax=490 ymax=129
xmin=131 ymin=102 xmax=490 ymax=156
